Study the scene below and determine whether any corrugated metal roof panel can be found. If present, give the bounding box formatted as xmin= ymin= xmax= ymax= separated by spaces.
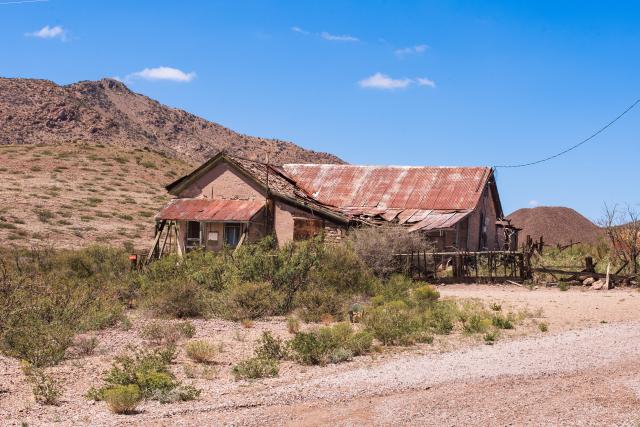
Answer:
xmin=282 ymin=164 xmax=490 ymax=211
xmin=157 ymin=199 xmax=264 ymax=221
xmin=407 ymin=210 xmax=473 ymax=232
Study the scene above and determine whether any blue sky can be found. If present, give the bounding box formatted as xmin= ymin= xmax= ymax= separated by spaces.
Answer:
xmin=2 ymin=0 xmax=639 ymax=220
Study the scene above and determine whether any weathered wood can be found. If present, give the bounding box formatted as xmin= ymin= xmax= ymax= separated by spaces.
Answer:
xmin=145 ymin=220 xmax=166 ymax=264
xmin=533 ymin=266 xmax=632 ymax=281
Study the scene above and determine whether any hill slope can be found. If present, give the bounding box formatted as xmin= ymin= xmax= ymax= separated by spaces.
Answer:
xmin=0 ymin=77 xmax=342 ymax=165
xmin=507 ymin=206 xmax=604 ymax=246
xmin=0 ymin=77 xmax=343 ymax=250
xmin=0 ymin=143 xmax=191 ymax=250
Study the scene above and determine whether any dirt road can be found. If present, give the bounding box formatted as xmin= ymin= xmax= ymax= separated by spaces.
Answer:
xmin=170 ymin=321 xmax=640 ymax=426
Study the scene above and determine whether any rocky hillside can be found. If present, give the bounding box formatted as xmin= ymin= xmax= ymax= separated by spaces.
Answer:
xmin=507 ymin=206 xmax=604 ymax=246
xmin=0 ymin=77 xmax=342 ymax=165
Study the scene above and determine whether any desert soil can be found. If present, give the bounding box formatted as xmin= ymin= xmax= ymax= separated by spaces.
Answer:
xmin=2 ymin=285 xmax=640 ymax=426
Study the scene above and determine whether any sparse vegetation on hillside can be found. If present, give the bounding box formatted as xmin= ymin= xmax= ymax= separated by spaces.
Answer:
xmin=0 ymin=144 xmax=191 ymax=250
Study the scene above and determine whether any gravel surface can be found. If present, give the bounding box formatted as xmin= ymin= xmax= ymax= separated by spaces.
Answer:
xmin=2 ymin=286 xmax=640 ymax=426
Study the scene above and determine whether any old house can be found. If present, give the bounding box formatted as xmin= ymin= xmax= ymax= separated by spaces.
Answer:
xmin=151 ymin=153 xmax=507 ymax=257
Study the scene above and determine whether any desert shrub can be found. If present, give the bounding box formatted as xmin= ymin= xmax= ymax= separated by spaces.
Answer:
xmin=141 ymin=278 xmax=206 ymax=318
xmin=103 ymin=384 xmax=141 ymax=414
xmin=308 ymin=244 xmax=375 ymax=295
xmin=185 ymin=340 xmax=218 ymax=364
xmin=219 ymin=281 xmax=282 ymax=320
xmin=373 ymin=274 xmax=417 ymax=304
xmin=75 ymin=336 xmax=99 ymax=356
xmin=363 ymin=300 xmax=420 ymax=346
xmin=286 ymin=316 xmax=300 ymax=334
xmin=287 ymin=332 xmax=328 ymax=365
xmin=412 ymin=284 xmax=440 ymax=305
xmin=2 ymin=317 xmax=74 ymax=367
xmin=538 ymin=322 xmax=549 ymax=332
xmin=140 ymin=321 xmax=194 ymax=346
xmin=177 ymin=321 xmax=196 ymax=338
xmin=490 ymin=303 xmax=502 ymax=311
xmin=345 ymin=331 xmax=374 ymax=356
xmin=483 ymin=331 xmax=498 ymax=344
xmin=21 ymin=361 xmax=62 ymax=405
xmin=328 ymin=347 xmax=353 ymax=364
xmin=232 ymin=357 xmax=279 ymax=380
xmin=348 ymin=224 xmax=432 ymax=278
xmin=288 ymin=322 xmax=372 ymax=365
xmin=424 ymin=300 xmax=457 ymax=335
xmin=88 ymin=347 xmax=199 ymax=403
xmin=463 ymin=314 xmax=492 ymax=334
xmin=254 ymin=331 xmax=286 ymax=360
xmin=491 ymin=314 xmax=514 ymax=330
xmin=293 ymin=285 xmax=346 ymax=322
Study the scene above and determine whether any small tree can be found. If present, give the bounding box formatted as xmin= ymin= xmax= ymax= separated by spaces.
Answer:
xmin=598 ymin=203 xmax=640 ymax=274
xmin=347 ymin=223 xmax=432 ymax=278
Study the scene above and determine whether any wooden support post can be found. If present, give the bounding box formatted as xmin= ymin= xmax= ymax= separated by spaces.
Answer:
xmin=585 ymin=256 xmax=595 ymax=273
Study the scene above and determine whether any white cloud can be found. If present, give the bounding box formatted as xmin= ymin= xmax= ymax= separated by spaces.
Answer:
xmin=291 ymin=26 xmax=309 ymax=35
xmin=320 ymin=31 xmax=359 ymax=42
xmin=359 ymin=73 xmax=412 ymax=90
xmin=416 ymin=77 xmax=436 ymax=88
xmin=358 ymin=72 xmax=436 ymax=90
xmin=395 ymin=44 xmax=428 ymax=57
xmin=26 ymin=25 xmax=65 ymax=40
xmin=529 ymin=200 xmax=539 ymax=207
xmin=127 ymin=66 xmax=196 ymax=83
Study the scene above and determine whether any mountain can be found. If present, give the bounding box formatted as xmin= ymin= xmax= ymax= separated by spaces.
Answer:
xmin=0 ymin=77 xmax=342 ymax=165
xmin=0 ymin=77 xmax=342 ymax=250
xmin=507 ymin=206 xmax=604 ymax=246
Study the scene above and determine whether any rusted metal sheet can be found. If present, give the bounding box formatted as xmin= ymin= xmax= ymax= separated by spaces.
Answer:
xmin=282 ymin=164 xmax=491 ymax=211
xmin=157 ymin=199 xmax=264 ymax=221
xmin=407 ymin=210 xmax=472 ymax=232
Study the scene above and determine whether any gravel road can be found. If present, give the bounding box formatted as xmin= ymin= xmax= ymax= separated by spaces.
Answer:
xmin=145 ymin=321 xmax=640 ymax=426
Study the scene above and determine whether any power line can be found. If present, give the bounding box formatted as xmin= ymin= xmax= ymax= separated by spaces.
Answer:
xmin=494 ymin=98 xmax=640 ymax=168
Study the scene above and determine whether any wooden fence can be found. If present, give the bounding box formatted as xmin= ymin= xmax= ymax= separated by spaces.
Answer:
xmin=397 ymin=250 xmax=530 ymax=283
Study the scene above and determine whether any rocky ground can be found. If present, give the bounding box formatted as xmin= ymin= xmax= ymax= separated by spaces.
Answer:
xmin=2 ymin=285 xmax=640 ymax=426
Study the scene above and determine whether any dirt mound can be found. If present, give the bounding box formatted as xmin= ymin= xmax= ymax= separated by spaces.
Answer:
xmin=0 ymin=77 xmax=342 ymax=165
xmin=507 ymin=206 xmax=604 ymax=245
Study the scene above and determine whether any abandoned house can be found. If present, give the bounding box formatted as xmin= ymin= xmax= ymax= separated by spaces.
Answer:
xmin=151 ymin=152 xmax=512 ymax=257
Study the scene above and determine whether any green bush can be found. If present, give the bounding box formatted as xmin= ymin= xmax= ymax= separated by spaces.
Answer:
xmin=142 ymin=278 xmax=206 ymax=318
xmin=254 ymin=332 xmax=286 ymax=360
xmin=221 ymin=282 xmax=282 ymax=320
xmin=463 ymin=314 xmax=492 ymax=334
xmin=363 ymin=300 xmax=420 ymax=346
xmin=89 ymin=347 xmax=199 ymax=403
xmin=22 ymin=361 xmax=62 ymax=405
xmin=412 ymin=284 xmax=440 ymax=305
xmin=288 ymin=323 xmax=372 ymax=365
xmin=0 ymin=246 xmax=129 ymax=366
xmin=293 ymin=286 xmax=346 ymax=323
xmin=232 ymin=357 xmax=279 ymax=380
xmin=491 ymin=314 xmax=514 ymax=330
xmin=103 ymin=384 xmax=141 ymax=414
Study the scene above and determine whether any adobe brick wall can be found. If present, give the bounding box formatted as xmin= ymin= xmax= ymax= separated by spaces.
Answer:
xmin=274 ymin=200 xmax=345 ymax=247
xmin=177 ymin=163 xmax=265 ymax=201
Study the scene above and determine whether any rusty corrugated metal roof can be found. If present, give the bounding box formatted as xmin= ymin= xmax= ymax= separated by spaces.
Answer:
xmin=281 ymin=164 xmax=490 ymax=211
xmin=157 ymin=199 xmax=264 ymax=221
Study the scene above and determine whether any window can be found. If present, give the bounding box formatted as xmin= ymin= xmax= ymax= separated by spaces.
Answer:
xmin=224 ymin=224 xmax=242 ymax=247
xmin=185 ymin=221 xmax=202 ymax=251
xmin=293 ymin=218 xmax=322 ymax=241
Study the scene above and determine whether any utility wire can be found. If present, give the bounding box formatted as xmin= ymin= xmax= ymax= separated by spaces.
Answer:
xmin=494 ymin=98 xmax=640 ymax=168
